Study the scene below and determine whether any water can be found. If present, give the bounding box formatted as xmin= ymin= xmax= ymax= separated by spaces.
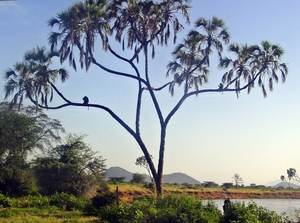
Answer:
xmin=210 ymin=199 xmax=300 ymax=217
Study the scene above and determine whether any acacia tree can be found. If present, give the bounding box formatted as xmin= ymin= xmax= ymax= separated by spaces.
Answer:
xmin=32 ymin=134 xmax=106 ymax=196
xmin=136 ymin=155 xmax=153 ymax=182
xmin=3 ymin=0 xmax=288 ymax=196
xmin=232 ymin=173 xmax=243 ymax=188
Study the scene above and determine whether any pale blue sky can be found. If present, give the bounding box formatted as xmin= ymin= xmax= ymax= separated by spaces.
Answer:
xmin=1 ymin=0 xmax=300 ymax=186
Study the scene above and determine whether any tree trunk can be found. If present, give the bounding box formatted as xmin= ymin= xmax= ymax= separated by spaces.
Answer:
xmin=155 ymin=125 xmax=167 ymax=197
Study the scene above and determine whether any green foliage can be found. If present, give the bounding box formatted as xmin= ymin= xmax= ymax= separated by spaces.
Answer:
xmin=84 ymin=186 xmax=118 ymax=216
xmin=0 ymin=207 xmax=89 ymax=222
xmin=92 ymin=191 xmax=117 ymax=209
xmin=291 ymin=208 xmax=300 ymax=223
xmin=0 ymin=193 xmax=295 ymax=223
xmin=202 ymin=181 xmax=219 ymax=187
xmin=0 ymin=193 xmax=14 ymax=208
xmin=130 ymin=173 xmax=145 ymax=184
xmin=99 ymin=205 xmax=132 ymax=223
xmin=32 ymin=134 xmax=106 ymax=196
xmin=16 ymin=194 xmax=50 ymax=208
xmin=96 ymin=195 xmax=291 ymax=223
xmin=0 ymin=208 xmax=18 ymax=218
xmin=222 ymin=183 xmax=234 ymax=188
xmin=49 ymin=192 xmax=90 ymax=211
xmin=98 ymin=195 xmax=222 ymax=223
xmin=0 ymin=102 xmax=64 ymax=197
xmin=155 ymin=196 xmax=221 ymax=223
xmin=223 ymin=201 xmax=288 ymax=223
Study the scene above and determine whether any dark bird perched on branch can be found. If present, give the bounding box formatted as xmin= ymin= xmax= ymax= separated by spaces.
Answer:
xmin=82 ymin=96 xmax=89 ymax=105
xmin=82 ymin=96 xmax=89 ymax=110
xmin=218 ymin=83 xmax=223 ymax=91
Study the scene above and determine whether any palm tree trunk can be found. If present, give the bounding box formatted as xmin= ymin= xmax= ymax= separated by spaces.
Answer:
xmin=155 ymin=125 xmax=167 ymax=196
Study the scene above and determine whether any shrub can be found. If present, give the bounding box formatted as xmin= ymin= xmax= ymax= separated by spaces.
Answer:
xmin=92 ymin=191 xmax=117 ymax=209
xmin=155 ymin=196 xmax=221 ymax=223
xmin=83 ymin=189 xmax=118 ymax=216
xmin=0 ymin=193 xmax=14 ymax=208
xmin=99 ymin=205 xmax=132 ymax=223
xmin=17 ymin=194 xmax=50 ymax=208
xmin=49 ymin=192 xmax=89 ymax=211
xmin=223 ymin=201 xmax=288 ymax=223
xmin=98 ymin=195 xmax=222 ymax=223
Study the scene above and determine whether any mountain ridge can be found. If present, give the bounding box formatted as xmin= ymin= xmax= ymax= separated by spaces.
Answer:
xmin=105 ymin=166 xmax=201 ymax=185
xmin=105 ymin=166 xmax=298 ymax=187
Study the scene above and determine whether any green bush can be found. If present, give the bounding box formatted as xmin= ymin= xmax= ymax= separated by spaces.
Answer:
xmin=223 ymin=201 xmax=289 ymax=223
xmin=92 ymin=191 xmax=117 ymax=209
xmin=49 ymin=192 xmax=89 ymax=211
xmin=84 ymin=189 xmax=118 ymax=216
xmin=0 ymin=193 xmax=14 ymax=208
xmin=98 ymin=195 xmax=222 ymax=223
xmin=97 ymin=196 xmax=293 ymax=223
xmin=155 ymin=196 xmax=221 ymax=223
xmin=99 ymin=205 xmax=132 ymax=223
xmin=17 ymin=194 xmax=50 ymax=208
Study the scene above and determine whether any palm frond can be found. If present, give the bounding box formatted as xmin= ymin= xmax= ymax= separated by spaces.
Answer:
xmin=47 ymin=17 xmax=60 ymax=27
xmin=269 ymin=78 xmax=273 ymax=91
xmin=262 ymin=84 xmax=267 ymax=98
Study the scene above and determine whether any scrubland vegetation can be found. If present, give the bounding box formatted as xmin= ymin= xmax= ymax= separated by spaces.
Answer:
xmin=1 ymin=184 xmax=300 ymax=223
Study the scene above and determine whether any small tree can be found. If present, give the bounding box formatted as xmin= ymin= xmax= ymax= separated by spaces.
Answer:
xmin=222 ymin=182 xmax=233 ymax=188
xmin=32 ymin=134 xmax=106 ymax=196
xmin=130 ymin=173 xmax=145 ymax=184
xmin=202 ymin=181 xmax=218 ymax=187
xmin=136 ymin=155 xmax=153 ymax=182
xmin=232 ymin=174 xmax=243 ymax=188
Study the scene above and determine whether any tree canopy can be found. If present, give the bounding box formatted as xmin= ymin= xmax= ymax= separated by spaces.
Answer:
xmin=0 ymin=102 xmax=65 ymax=196
xmin=32 ymin=134 xmax=106 ymax=196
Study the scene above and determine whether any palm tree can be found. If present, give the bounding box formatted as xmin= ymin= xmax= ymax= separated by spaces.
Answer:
xmin=3 ymin=1 xmax=289 ymax=197
xmin=167 ymin=16 xmax=230 ymax=95
xmin=110 ymin=0 xmax=190 ymax=57
xmin=255 ymin=41 xmax=288 ymax=97
xmin=48 ymin=0 xmax=111 ymax=71
xmin=219 ymin=41 xmax=288 ymax=97
xmin=280 ymin=175 xmax=290 ymax=189
xmin=47 ymin=0 xmax=191 ymax=196
xmin=4 ymin=46 xmax=69 ymax=109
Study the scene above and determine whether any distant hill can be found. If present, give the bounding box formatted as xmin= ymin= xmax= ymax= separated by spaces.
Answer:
xmin=105 ymin=166 xmax=133 ymax=182
xmin=273 ymin=181 xmax=300 ymax=189
xmin=105 ymin=167 xmax=201 ymax=185
xmin=265 ymin=180 xmax=300 ymax=189
xmin=162 ymin=172 xmax=201 ymax=185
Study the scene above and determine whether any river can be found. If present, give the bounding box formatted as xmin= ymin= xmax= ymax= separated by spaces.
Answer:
xmin=210 ymin=199 xmax=300 ymax=217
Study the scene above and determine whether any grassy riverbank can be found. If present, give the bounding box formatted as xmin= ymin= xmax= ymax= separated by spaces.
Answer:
xmin=111 ymin=183 xmax=300 ymax=203
xmin=1 ymin=184 xmax=299 ymax=222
